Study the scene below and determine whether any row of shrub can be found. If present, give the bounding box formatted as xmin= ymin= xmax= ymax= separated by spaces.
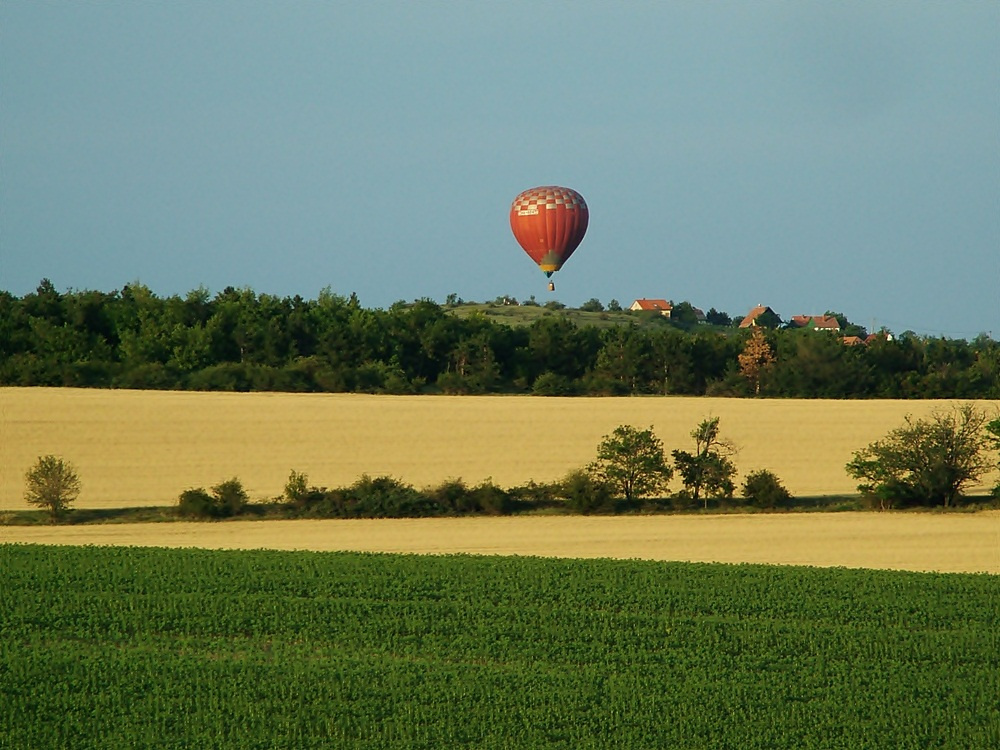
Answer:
xmin=176 ymin=469 xmax=795 ymax=520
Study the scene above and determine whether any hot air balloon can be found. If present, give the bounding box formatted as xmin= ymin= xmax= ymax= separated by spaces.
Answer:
xmin=510 ymin=186 xmax=588 ymax=290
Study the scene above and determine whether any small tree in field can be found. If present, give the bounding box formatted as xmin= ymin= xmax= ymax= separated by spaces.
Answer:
xmin=672 ymin=417 xmax=737 ymax=509
xmin=588 ymin=425 xmax=673 ymax=504
xmin=24 ymin=455 xmax=81 ymax=521
xmin=846 ymin=404 xmax=994 ymax=509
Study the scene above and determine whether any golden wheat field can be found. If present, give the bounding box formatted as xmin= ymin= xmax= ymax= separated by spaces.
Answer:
xmin=2 ymin=387 xmax=998 ymax=510
xmin=4 ymin=514 xmax=1000 ymax=574
xmin=2 ymin=388 xmax=999 ymax=573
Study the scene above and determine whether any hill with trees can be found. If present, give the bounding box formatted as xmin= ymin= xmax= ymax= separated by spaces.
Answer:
xmin=1 ymin=280 xmax=997 ymax=398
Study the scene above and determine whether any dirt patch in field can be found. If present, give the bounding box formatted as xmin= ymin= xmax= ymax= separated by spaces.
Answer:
xmin=3 ymin=512 xmax=998 ymax=574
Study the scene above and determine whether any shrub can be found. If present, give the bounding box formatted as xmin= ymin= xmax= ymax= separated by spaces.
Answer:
xmin=424 ymin=478 xmax=473 ymax=513
xmin=24 ymin=455 xmax=81 ymax=522
xmin=177 ymin=478 xmax=248 ymax=519
xmin=212 ymin=478 xmax=248 ymax=517
xmin=347 ymin=475 xmax=441 ymax=517
xmin=469 ymin=479 xmax=511 ymax=515
xmin=284 ymin=470 xmax=327 ymax=509
xmin=741 ymin=470 xmax=792 ymax=509
xmin=177 ymin=488 xmax=215 ymax=518
xmin=561 ymin=469 xmax=613 ymax=514
xmin=507 ymin=480 xmax=562 ymax=511
xmin=532 ymin=371 xmax=576 ymax=396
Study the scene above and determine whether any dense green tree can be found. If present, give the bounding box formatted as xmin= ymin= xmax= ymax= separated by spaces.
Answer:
xmin=705 ymin=308 xmax=732 ymax=327
xmin=845 ymin=404 xmax=995 ymax=508
xmin=646 ymin=328 xmax=695 ymax=394
xmin=1 ymin=281 xmax=996 ymax=399
xmin=593 ymin=327 xmax=648 ymax=393
xmin=770 ymin=331 xmax=871 ymax=397
xmin=668 ymin=301 xmax=700 ymax=330
xmin=588 ymin=425 xmax=673 ymax=504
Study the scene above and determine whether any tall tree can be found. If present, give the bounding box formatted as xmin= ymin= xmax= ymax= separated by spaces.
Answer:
xmin=671 ymin=417 xmax=737 ymax=508
xmin=738 ymin=327 xmax=775 ymax=395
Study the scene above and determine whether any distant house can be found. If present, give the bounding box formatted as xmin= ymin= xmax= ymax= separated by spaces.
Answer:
xmin=789 ymin=315 xmax=841 ymax=332
xmin=842 ymin=335 xmax=865 ymax=346
xmin=630 ymin=298 xmax=672 ymax=316
xmin=865 ymin=331 xmax=894 ymax=344
xmin=739 ymin=305 xmax=780 ymax=328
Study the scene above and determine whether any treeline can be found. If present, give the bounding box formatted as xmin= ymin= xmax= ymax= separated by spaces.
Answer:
xmin=2 ymin=280 xmax=998 ymax=398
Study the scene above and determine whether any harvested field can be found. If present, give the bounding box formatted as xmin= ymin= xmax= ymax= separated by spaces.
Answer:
xmin=2 ymin=387 xmax=998 ymax=509
xmin=3 ymin=513 xmax=1000 ymax=573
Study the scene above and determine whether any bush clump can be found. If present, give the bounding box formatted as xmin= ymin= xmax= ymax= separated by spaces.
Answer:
xmin=345 ymin=475 xmax=441 ymax=518
xmin=177 ymin=478 xmax=248 ymax=519
xmin=561 ymin=469 xmax=614 ymax=514
xmin=741 ymin=470 xmax=792 ymax=509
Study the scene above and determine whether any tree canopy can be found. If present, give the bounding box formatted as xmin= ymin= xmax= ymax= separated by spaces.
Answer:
xmin=845 ymin=404 xmax=997 ymax=508
xmin=1 ymin=281 xmax=997 ymax=398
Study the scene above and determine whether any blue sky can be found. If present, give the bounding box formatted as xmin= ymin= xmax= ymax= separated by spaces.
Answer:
xmin=3 ymin=2 xmax=998 ymax=337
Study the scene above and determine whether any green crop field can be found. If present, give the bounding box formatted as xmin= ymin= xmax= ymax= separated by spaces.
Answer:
xmin=2 ymin=545 xmax=998 ymax=749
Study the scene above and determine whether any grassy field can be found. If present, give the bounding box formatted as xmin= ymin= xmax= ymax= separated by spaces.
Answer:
xmin=446 ymin=302 xmax=641 ymax=328
xmin=3 ymin=387 xmax=997 ymax=511
xmin=3 ymin=544 xmax=998 ymax=749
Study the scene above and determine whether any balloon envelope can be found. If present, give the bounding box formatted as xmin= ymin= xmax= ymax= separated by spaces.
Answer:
xmin=509 ymin=186 xmax=589 ymax=277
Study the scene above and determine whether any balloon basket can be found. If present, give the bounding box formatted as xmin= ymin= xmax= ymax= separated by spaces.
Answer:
xmin=547 ymin=282 xmax=555 ymax=292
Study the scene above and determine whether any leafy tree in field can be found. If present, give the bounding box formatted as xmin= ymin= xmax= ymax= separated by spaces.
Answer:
xmin=738 ymin=327 xmax=775 ymax=395
xmin=588 ymin=425 xmax=673 ymax=504
xmin=671 ymin=417 xmax=737 ymax=508
xmin=845 ymin=404 xmax=995 ymax=509
xmin=579 ymin=298 xmax=604 ymax=312
xmin=606 ymin=299 xmax=622 ymax=312
xmin=24 ymin=455 xmax=81 ymax=521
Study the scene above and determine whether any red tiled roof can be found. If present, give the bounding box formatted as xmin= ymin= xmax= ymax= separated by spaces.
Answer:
xmin=739 ymin=305 xmax=773 ymax=327
xmin=789 ymin=314 xmax=840 ymax=330
xmin=631 ymin=298 xmax=671 ymax=311
xmin=811 ymin=315 xmax=840 ymax=330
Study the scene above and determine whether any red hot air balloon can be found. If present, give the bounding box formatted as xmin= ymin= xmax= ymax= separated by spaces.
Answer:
xmin=510 ymin=186 xmax=589 ymax=287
